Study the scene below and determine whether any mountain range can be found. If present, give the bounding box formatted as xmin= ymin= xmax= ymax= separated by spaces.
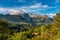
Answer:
xmin=0 ymin=10 xmax=53 ymax=25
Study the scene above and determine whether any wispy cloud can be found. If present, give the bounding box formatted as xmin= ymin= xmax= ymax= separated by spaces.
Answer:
xmin=0 ymin=2 xmax=57 ymax=17
xmin=0 ymin=7 xmax=22 ymax=14
xmin=20 ymin=2 xmax=57 ymax=15
xmin=29 ymin=3 xmax=48 ymax=8
xmin=20 ymin=3 xmax=49 ymax=13
xmin=21 ymin=3 xmax=48 ymax=9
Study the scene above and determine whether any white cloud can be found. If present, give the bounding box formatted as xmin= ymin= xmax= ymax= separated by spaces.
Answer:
xmin=29 ymin=3 xmax=42 ymax=8
xmin=0 ymin=7 xmax=16 ymax=12
xmin=0 ymin=7 xmax=56 ymax=18
xmin=40 ymin=13 xmax=56 ymax=18
xmin=0 ymin=7 xmax=24 ymax=15
xmin=21 ymin=3 xmax=48 ymax=9
xmin=0 ymin=2 xmax=57 ymax=16
xmin=19 ymin=3 xmax=49 ymax=13
xmin=49 ymin=13 xmax=56 ymax=16
xmin=30 ymin=3 xmax=48 ymax=8
xmin=20 ymin=2 xmax=57 ymax=13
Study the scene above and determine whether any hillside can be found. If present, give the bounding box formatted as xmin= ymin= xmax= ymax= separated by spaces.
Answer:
xmin=0 ymin=13 xmax=60 ymax=40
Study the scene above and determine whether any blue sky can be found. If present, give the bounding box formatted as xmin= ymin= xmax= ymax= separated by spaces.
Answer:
xmin=0 ymin=0 xmax=60 ymax=16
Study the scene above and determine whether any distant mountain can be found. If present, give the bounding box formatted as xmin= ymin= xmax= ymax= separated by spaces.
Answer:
xmin=0 ymin=10 xmax=53 ymax=25
xmin=29 ymin=14 xmax=53 ymax=24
